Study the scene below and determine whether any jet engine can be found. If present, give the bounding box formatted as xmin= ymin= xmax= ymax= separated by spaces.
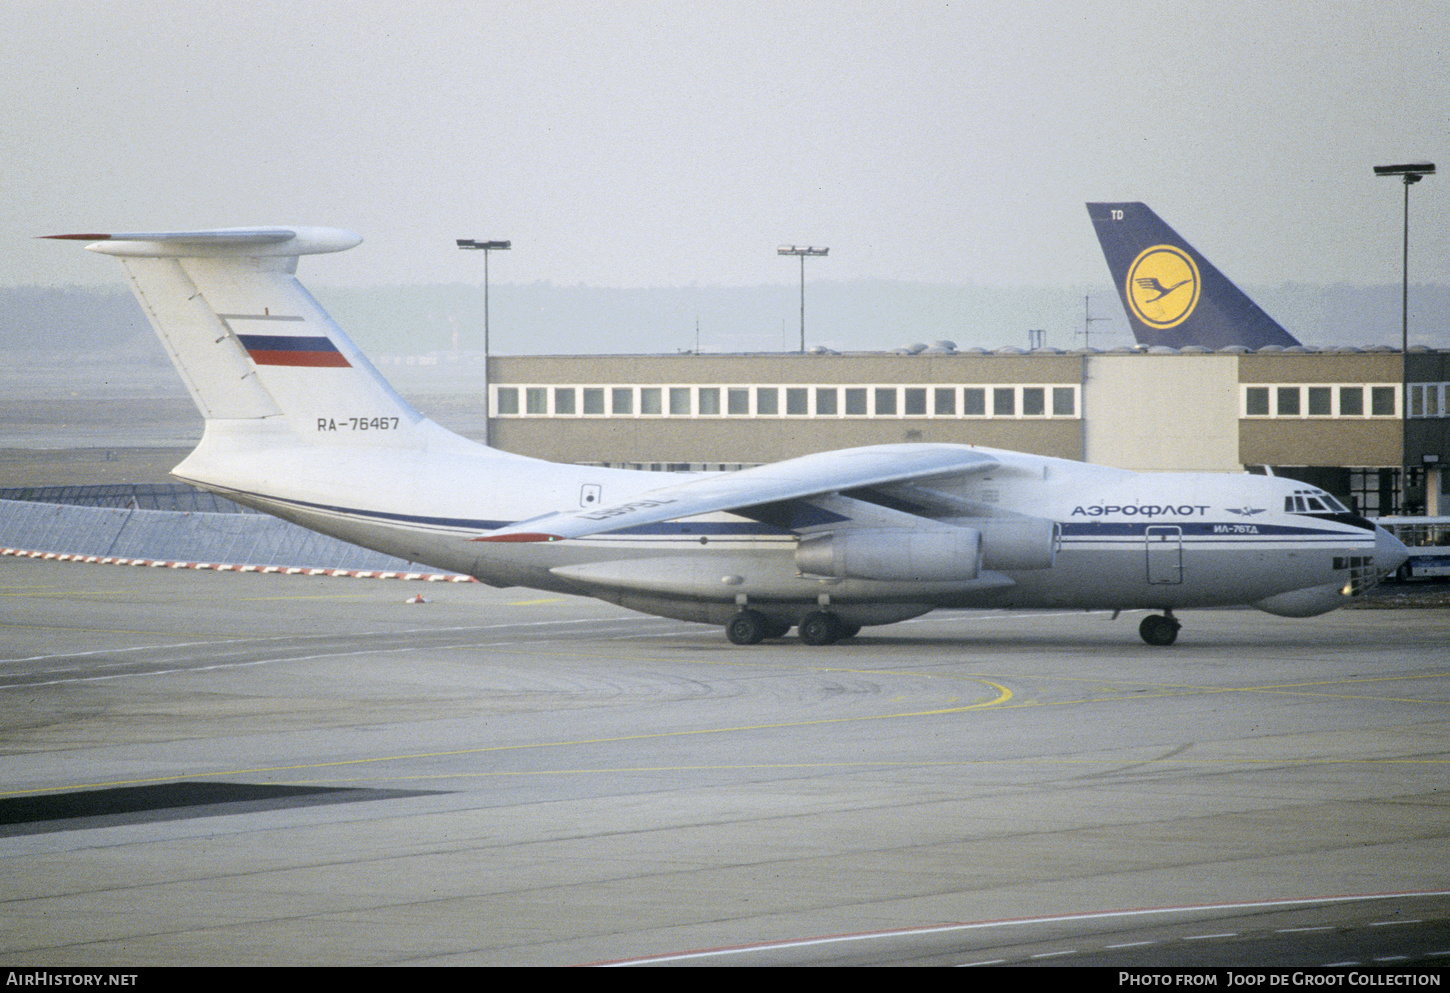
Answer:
xmin=794 ymin=527 xmax=982 ymax=582
xmin=971 ymin=516 xmax=1058 ymax=571
xmin=794 ymin=515 xmax=1059 ymax=583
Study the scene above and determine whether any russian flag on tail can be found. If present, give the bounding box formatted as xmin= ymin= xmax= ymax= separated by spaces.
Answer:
xmin=238 ymin=334 xmax=352 ymax=368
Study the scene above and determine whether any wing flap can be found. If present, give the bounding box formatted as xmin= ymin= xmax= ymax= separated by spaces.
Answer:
xmin=474 ymin=444 xmax=999 ymax=542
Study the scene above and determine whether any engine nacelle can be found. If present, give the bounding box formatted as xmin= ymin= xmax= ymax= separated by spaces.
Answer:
xmin=972 ymin=516 xmax=1058 ymax=571
xmin=795 ymin=527 xmax=982 ymax=582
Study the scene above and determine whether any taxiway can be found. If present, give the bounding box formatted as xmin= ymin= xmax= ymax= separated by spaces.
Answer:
xmin=1 ymin=557 xmax=1447 ymax=966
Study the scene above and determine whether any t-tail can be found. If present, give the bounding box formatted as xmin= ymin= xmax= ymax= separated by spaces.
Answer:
xmin=1086 ymin=202 xmax=1300 ymax=350
xmin=40 ymin=228 xmax=531 ymax=540
xmin=43 ymin=228 xmax=422 ymax=437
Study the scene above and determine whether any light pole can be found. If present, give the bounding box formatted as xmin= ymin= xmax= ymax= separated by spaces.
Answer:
xmin=1373 ymin=162 xmax=1434 ymax=511
xmin=456 ymin=239 xmax=511 ymax=446
xmin=778 ymin=245 xmax=828 ymax=352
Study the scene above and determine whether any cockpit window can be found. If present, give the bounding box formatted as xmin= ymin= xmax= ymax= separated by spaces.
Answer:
xmin=1286 ymin=490 xmax=1349 ymax=514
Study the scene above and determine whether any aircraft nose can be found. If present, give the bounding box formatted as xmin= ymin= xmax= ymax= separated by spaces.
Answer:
xmin=1375 ymin=524 xmax=1409 ymax=575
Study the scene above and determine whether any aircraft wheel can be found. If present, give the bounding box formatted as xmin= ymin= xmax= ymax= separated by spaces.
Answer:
xmin=798 ymin=611 xmax=842 ymax=646
xmin=835 ymin=622 xmax=862 ymax=639
xmin=1138 ymin=613 xmax=1180 ymax=646
xmin=726 ymin=609 xmax=769 ymax=645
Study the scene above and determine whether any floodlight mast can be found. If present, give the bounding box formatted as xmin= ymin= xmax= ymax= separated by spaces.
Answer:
xmin=1373 ymin=164 xmax=1435 ymax=357
xmin=778 ymin=245 xmax=828 ymax=352
xmin=456 ymin=239 xmax=511 ymax=446
xmin=1374 ymin=163 xmax=1434 ymax=511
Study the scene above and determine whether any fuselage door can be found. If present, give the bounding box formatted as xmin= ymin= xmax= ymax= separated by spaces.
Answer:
xmin=1146 ymin=525 xmax=1184 ymax=584
xmin=580 ymin=484 xmax=602 ymax=509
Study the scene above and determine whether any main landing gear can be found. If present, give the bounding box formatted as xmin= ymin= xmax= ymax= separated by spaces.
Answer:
xmin=725 ymin=609 xmax=791 ymax=645
xmin=796 ymin=610 xmax=861 ymax=646
xmin=1138 ymin=611 xmax=1181 ymax=646
xmin=724 ymin=609 xmax=861 ymax=646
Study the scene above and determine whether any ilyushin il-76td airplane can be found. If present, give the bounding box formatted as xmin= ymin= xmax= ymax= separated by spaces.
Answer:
xmin=47 ymin=227 xmax=1407 ymax=646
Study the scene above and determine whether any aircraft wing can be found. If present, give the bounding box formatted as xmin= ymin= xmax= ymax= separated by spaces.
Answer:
xmin=475 ymin=443 xmax=999 ymax=543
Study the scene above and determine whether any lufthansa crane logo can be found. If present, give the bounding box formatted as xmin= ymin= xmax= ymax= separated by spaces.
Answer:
xmin=1125 ymin=245 xmax=1201 ymax=329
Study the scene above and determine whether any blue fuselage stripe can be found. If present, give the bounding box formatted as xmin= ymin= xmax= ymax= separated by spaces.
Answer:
xmin=225 ymin=488 xmax=794 ymax=536
xmin=216 ymin=485 xmax=1375 ymax=543
xmin=1061 ymin=521 xmax=1369 ymax=538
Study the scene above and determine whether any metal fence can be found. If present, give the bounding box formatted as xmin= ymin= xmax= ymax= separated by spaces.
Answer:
xmin=0 ymin=494 xmax=459 ymax=575
xmin=0 ymin=483 xmax=254 ymax=513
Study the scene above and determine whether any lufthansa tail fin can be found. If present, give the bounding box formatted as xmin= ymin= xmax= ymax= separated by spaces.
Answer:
xmin=1086 ymin=203 xmax=1300 ymax=349
xmin=44 ymin=228 xmax=427 ymax=447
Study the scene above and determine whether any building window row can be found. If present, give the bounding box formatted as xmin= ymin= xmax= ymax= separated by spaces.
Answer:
xmin=492 ymin=384 xmax=1080 ymax=419
xmin=1408 ymin=382 xmax=1450 ymax=419
xmin=1242 ymin=384 xmax=1400 ymax=419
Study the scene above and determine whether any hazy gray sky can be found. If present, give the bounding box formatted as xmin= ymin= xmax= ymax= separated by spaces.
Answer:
xmin=8 ymin=1 xmax=1448 ymax=290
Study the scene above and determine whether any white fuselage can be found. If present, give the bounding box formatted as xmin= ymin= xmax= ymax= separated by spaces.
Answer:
xmin=175 ymin=421 xmax=1395 ymax=629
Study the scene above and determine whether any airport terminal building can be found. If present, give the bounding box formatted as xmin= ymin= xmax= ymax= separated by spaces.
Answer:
xmin=440 ymin=202 xmax=1450 ymax=517
xmin=455 ymin=345 xmax=1450 ymax=517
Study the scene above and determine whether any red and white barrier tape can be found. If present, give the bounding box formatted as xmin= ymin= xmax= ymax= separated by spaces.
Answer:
xmin=1 ymin=547 xmax=477 ymax=582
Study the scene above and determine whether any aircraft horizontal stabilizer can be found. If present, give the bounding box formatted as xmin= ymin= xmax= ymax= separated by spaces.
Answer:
xmin=474 ymin=444 xmax=1000 ymax=543
xmin=42 ymin=228 xmax=361 ymax=258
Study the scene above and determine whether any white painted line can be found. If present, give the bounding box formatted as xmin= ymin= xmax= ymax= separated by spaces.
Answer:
xmin=593 ymin=890 xmax=1450 ymax=967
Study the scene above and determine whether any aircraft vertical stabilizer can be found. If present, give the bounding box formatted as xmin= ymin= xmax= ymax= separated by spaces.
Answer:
xmin=1086 ymin=203 xmax=1300 ymax=350
xmin=46 ymin=228 xmax=427 ymax=448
